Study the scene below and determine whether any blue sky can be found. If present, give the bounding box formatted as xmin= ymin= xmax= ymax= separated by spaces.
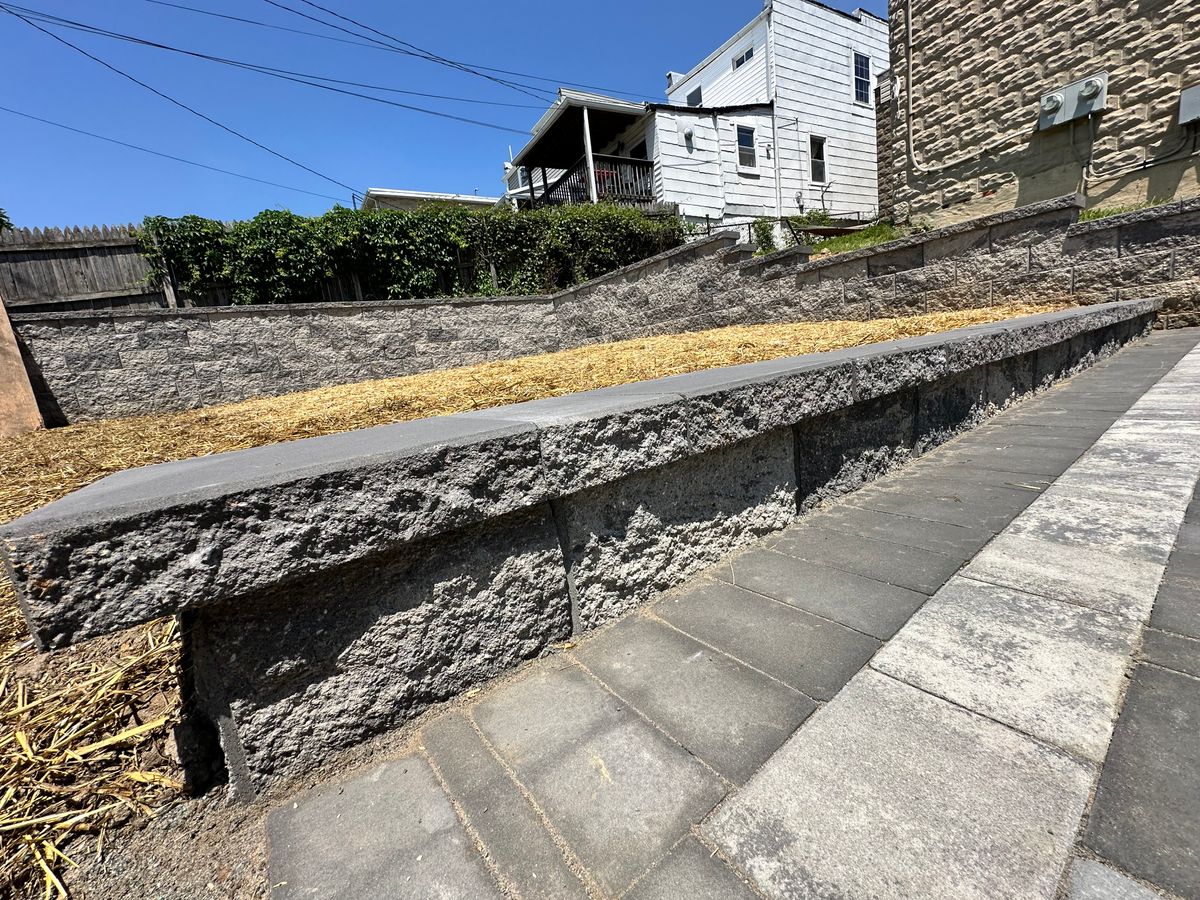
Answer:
xmin=0 ymin=0 xmax=888 ymax=227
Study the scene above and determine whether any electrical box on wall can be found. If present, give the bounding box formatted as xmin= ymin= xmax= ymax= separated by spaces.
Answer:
xmin=1037 ymin=73 xmax=1108 ymax=131
xmin=1182 ymin=83 xmax=1200 ymax=126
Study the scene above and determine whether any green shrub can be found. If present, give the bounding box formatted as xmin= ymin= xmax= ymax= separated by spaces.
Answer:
xmin=810 ymin=222 xmax=904 ymax=258
xmin=751 ymin=218 xmax=777 ymax=255
xmin=139 ymin=203 xmax=685 ymax=305
xmin=1079 ymin=197 xmax=1170 ymax=223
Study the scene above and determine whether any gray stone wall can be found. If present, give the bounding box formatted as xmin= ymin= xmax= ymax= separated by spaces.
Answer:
xmin=879 ymin=0 xmax=1200 ymax=226
xmin=0 ymin=301 xmax=1158 ymax=796
xmin=12 ymin=234 xmax=746 ymax=424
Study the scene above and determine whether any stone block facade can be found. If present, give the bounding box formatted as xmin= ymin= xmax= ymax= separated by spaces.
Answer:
xmin=878 ymin=0 xmax=1200 ymax=226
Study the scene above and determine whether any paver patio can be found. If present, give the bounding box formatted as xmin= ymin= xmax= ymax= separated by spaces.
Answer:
xmin=268 ymin=329 xmax=1200 ymax=899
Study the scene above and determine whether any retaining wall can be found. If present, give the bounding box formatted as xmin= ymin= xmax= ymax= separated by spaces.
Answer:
xmin=0 ymin=300 xmax=1158 ymax=797
xmin=12 ymin=194 xmax=1198 ymax=427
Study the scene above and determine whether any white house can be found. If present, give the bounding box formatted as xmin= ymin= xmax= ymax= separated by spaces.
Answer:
xmin=506 ymin=0 xmax=888 ymax=228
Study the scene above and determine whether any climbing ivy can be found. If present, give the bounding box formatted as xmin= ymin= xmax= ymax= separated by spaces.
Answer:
xmin=139 ymin=204 xmax=684 ymax=305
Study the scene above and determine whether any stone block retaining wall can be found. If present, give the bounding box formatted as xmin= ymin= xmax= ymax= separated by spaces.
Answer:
xmin=0 ymin=301 xmax=1157 ymax=797
xmin=11 ymin=195 xmax=1199 ymax=425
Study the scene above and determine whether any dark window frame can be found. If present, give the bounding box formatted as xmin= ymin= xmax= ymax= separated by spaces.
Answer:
xmin=686 ymin=86 xmax=703 ymax=107
xmin=810 ymin=135 xmax=827 ymax=183
xmin=733 ymin=46 xmax=755 ymax=71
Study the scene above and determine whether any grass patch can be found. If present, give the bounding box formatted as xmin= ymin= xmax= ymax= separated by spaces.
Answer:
xmin=0 ymin=301 xmax=1066 ymax=896
xmin=1079 ymin=197 xmax=1171 ymax=222
xmin=809 ymin=222 xmax=905 ymax=259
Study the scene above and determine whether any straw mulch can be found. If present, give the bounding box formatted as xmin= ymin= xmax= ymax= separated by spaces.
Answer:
xmin=0 ymin=302 xmax=1063 ymax=896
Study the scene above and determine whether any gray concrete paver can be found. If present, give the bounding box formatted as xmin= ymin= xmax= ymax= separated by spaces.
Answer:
xmin=1140 ymin=628 xmax=1200 ymax=678
xmin=871 ymin=576 xmax=1138 ymax=761
xmin=1084 ymin=665 xmax=1200 ymax=900
xmin=419 ymin=713 xmax=590 ymax=899
xmin=571 ymin=616 xmax=816 ymax=783
xmin=766 ymin=522 xmax=965 ymax=595
xmin=472 ymin=661 xmax=727 ymax=896
xmin=267 ymin=756 xmax=500 ymax=900
xmin=704 ymin=670 xmax=1093 ymax=900
xmin=624 ymin=837 xmax=760 ymax=900
xmin=1067 ymin=859 xmax=1168 ymax=899
xmin=715 ymin=546 xmax=928 ymax=639
xmin=961 ymin=532 xmax=1165 ymax=620
xmin=654 ymin=578 xmax=879 ymax=699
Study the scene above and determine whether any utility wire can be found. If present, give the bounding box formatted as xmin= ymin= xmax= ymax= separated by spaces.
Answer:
xmin=0 ymin=104 xmax=346 ymax=201
xmin=7 ymin=4 xmax=543 ymax=109
xmin=4 ymin=5 xmax=531 ymax=135
xmin=1 ymin=6 xmax=356 ymax=193
xmin=141 ymin=0 xmax=649 ymax=100
xmin=258 ymin=0 xmax=554 ymax=102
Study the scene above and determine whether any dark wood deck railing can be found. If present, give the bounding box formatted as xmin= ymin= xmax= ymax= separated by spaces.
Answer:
xmin=538 ymin=155 xmax=656 ymax=207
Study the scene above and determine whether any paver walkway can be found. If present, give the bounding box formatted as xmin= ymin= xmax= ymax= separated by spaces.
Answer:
xmin=267 ymin=329 xmax=1200 ymax=900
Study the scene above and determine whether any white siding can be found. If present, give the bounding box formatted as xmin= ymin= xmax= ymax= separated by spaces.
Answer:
xmin=770 ymin=0 xmax=889 ymax=218
xmin=666 ymin=16 xmax=771 ymax=109
xmin=652 ymin=109 xmax=724 ymax=220
xmin=718 ymin=111 xmax=779 ymax=219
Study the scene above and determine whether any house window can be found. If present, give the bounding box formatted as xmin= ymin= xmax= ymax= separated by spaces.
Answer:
xmin=853 ymin=52 xmax=871 ymax=104
xmin=687 ymin=86 xmax=703 ymax=107
xmin=737 ymin=125 xmax=757 ymax=169
xmin=810 ymin=136 xmax=827 ymax=182
xmin=733 ymin=46 xmax=754 ymax=71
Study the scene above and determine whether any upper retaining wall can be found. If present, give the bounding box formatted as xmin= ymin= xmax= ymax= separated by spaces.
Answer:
xmin=11 ymin=233 xmax=747 ymax=424
xmin=0 ymin=299 xmax=1158 ymax=795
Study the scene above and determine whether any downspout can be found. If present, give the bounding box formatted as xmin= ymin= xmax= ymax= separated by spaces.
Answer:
xmin=767 ymin=5 xmax=783 ymax=219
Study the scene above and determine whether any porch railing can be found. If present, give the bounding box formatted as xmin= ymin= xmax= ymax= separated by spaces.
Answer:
xmin=538 ymin=155 xmax=656 ymax=207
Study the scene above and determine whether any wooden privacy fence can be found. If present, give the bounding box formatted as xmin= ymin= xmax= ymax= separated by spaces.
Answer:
xmin=0 ymin=225 xmax=168 ymax=313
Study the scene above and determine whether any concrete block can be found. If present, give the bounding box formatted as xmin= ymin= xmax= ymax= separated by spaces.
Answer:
xmin=795 ymin=389 xmax=917 ymax=510
xmin=654 ymin=579 xmax=879 ymax=700
xmin=556 ymin=428 xmax=796 ymax=630
xmin=625 ymin=837 xmax=758 ymax=900
xmin=1141 ymin=628 xmax=1200 ymax=678
xmin=1067 ymin=860 xmax=1164 ymax=900
xmin=963 ymin=532 xmax=1165 ymax=620
xmin=572 ymin=616 xmax=816 ymax=783
xmin=472 ymin=662 xmax=727 ymax=897
xmin=704 ymin=670 xmax=1093 ymax=900
xmin=2 ymin=413 xmax=546 ymax=648
xmin=1084 ymin=665 xmax=1200 ymax=899
xmin=801 ymin=503 xmax=994 ymax=559
xmin=420 ymin=714 xmax=589 ymax=899
xmin=873 ymin=576 xmax=1139 ymax=761
xmin=769 ymin=521 xmax=967 ymax=595
xmin=716 ymin=546 xmax=928 ymax=640
xmin=190 ymin=506 xmax=571 ymax=796
xmin=267 ymin=756 xmax=497 ymax=900
xmin=914 ymin=365 xmax=990 ymax=452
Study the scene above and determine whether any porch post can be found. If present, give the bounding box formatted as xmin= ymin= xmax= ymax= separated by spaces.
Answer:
xmin=526 ymin=167 xmax=537 ymax=208
xmin=582 ymin=106 xmax=599 ymax=204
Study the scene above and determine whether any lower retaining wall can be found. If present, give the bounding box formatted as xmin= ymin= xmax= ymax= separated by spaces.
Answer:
xmin=0 ymin=300 xmax=1157 ymax=797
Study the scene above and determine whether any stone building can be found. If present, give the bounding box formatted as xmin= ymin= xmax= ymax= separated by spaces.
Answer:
xmin=877 ymin=0 xmax=1200 ymax=225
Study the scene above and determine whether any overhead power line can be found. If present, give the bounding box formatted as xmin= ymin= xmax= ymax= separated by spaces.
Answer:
xmin=3 ymin=5 xmax=532 ymax=135
xmin=1 ymin=6 xmax=356 ymax=193
xmin=140 ymin=0 xmax=648 ymax=100
xmin=268 ymin=0 xmax=553 ymax=102
xmin=0 ymin=104 xmax=345 ymax=202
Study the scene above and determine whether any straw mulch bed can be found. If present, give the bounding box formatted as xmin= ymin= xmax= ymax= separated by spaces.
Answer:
xmin=0 ymin=302 xmax=1063 ymax=896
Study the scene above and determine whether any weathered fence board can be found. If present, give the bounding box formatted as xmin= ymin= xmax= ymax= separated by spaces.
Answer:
xmin=0 ymin=225 xmax=165 ymax=312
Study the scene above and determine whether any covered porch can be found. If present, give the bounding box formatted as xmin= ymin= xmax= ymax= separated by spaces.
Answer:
xmin=513 ymin=91 xmax=658 ymax=209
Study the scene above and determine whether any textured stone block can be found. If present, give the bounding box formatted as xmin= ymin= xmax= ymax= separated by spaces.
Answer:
xmin=556 ymin=428 xmax=796 ymax=629
xmin=191 ymin=505 xmax=570 ymax=796
xmin=2 ymin=414 xmax=546 ymax=648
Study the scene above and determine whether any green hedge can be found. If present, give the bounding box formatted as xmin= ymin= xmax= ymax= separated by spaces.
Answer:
xmin=139 ymin=204 xmax=686 ymax=305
